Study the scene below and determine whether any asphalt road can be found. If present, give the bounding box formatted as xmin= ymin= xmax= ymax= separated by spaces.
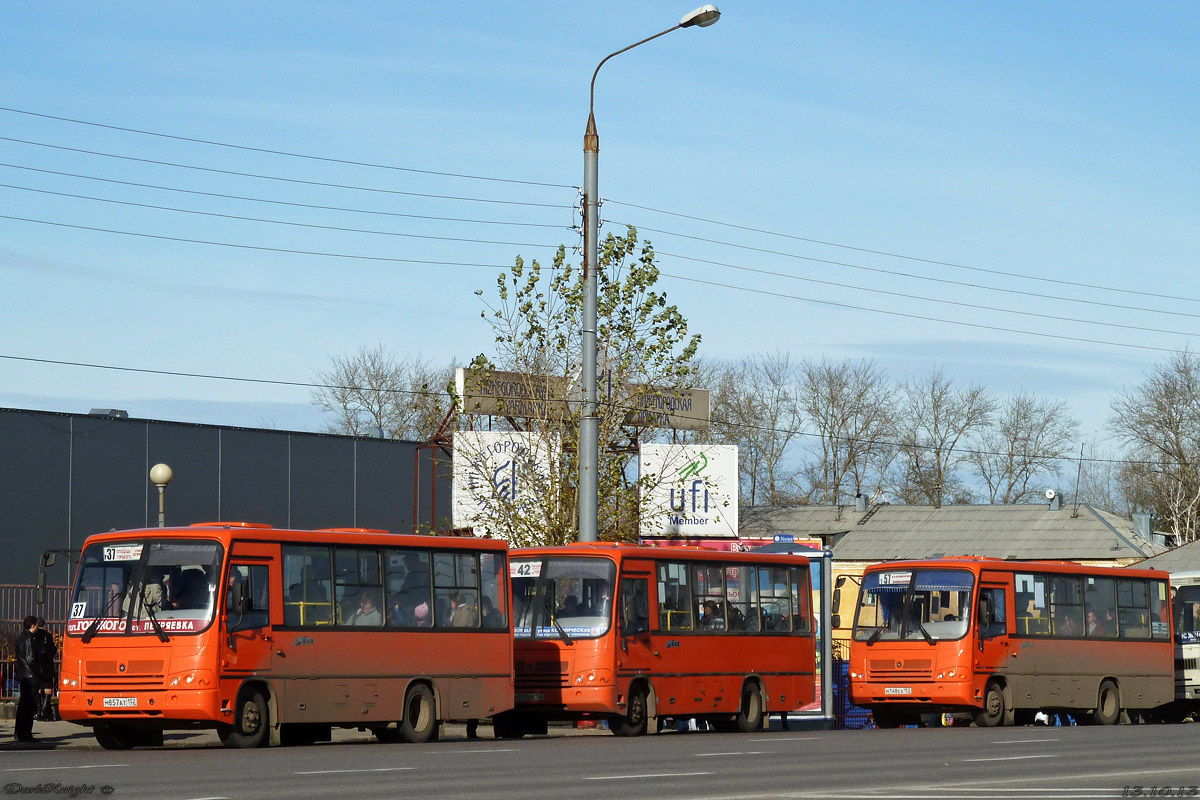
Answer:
xmin=3 ymin=720 xmax=1200 ymax=799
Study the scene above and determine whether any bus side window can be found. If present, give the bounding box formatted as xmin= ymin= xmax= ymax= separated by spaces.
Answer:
xmin=620 ymin=578 xmax=649 ymax=636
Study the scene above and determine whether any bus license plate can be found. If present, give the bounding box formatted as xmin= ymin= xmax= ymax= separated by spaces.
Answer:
xmin=103 ymin=697 xmax=138 ymax=708
xmin=515 ymin=693 xmax=545 ymax=702
xmin=884 ymin=687 xmax=912 ymax=696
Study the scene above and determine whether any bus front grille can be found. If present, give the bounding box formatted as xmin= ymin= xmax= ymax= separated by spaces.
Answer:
xmin=515 ymin=660 xmax=570 ymax=690
xmin=867 ymin=658 xmax=934 ymax=681
xmin=83 ymin=659 xmax=166 ymax=689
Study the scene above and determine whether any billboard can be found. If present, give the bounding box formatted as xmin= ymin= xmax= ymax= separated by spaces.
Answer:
xmin=452 ymin=430 xmax=559 ymax=539
xmin=639 ymin=444 xmax=739 ymax=538
xmin=455 ymin=367 xmax=709 ymax=430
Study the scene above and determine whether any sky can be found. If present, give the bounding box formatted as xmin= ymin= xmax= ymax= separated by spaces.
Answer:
xmin=1 ymin=2 xmax=1197 ymax=449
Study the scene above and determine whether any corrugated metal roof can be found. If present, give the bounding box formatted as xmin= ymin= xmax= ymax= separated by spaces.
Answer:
xmin=738 ymin=503 xmax=1165 ymax=561
xmin=1132 ymin=538 xmax=1200 ymax=572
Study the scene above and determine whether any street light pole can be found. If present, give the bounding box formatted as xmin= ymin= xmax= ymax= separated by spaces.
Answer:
xmin=578 ymin=5 xmax=721 ymax=543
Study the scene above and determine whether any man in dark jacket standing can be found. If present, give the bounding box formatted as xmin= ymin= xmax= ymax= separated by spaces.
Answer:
xmin=15 ymin=615 xmax=42 ymax=742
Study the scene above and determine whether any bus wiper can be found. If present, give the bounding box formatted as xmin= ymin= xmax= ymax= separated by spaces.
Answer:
xmin=544 ymin=597 xmax=573 ymax=646
xmin=866 ymin=626 xmax=885 ymax=645
xmin=81 ymin=616 xmax=105 ymax=644
xmin=143 ymin=600 xmax=170 ymax=643
xmin=917 ymin=622 xmax=935 ymax=645
xmin=81 ymin=591 xmax=124 ymax=644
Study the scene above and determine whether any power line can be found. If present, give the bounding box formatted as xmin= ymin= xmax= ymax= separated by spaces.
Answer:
xmin=0 ymin=136 xmax=572 ymax=209
xmin=0 ymin=106 xmax=575 ymax=190
xmin=14 ymin=175 xmax=1186 ymax=337
xmin=650 ymin=248 xmax=1200 ymax=337
xmin=0 ymin=162 xmax=568 ymax=229
xmin=650 ymin=243 xmax=1200 ymax=320
xmin=606 ymin=201 xmax=1200 ymax=305
xmin=0 ymin=183 xmax=568 ymax=250
xmin=0 ymin=351 xmax=1169 ymax=469
xmin=0 ymin=214 xmax=540 ymax=266
xmin=657 ymin=270 xmax=1189 ymax=355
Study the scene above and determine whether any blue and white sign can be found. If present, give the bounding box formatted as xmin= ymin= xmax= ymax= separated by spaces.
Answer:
xmin=453 ymin=431 xmax=558 ymax=539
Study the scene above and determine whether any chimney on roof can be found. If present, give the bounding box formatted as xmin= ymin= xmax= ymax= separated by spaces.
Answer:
xmin=1045 ymin=489 xmax=1062 ymax=511
xmin=88 ymin=408 xmax=129 ymax=419
xmin=1133 ymin=512 xmax=1152 ymax=540
xmin=854 ymin=494 xmax=868 ymax=513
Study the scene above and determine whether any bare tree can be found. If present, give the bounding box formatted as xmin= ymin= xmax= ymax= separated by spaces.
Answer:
xmin=894 ymin=368 xmax=995 ymax=506
xmin=1074 ymin=440 xmax=1135 ymax=517
xmin=708 ymin=352 xmax=804 ymax=505
xmin=312 ymin=344 xmax=454 ymax=440
xmin=796 ymin=358 xmax=897 ymax=506
xmin=1110 ymin=349 xmax=1200 ymax=543
xmin=970 ymin=391 xmax=1079 ymax=504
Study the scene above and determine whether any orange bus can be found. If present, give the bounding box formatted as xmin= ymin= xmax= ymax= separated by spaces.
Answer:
xmin=846 ymin=557 xmax=1173 ymax=727
xmin=59 ymin=522 xmax=513 ymax=749
xmin=497 ymin=543 xmax=815 ymax=737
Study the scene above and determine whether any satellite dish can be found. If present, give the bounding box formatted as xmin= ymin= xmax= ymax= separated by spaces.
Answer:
xmin=1045 ymin=489 xmax=1057 ymax=500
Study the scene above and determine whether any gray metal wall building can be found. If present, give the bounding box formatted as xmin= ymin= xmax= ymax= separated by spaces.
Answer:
xmin=0 ymin=408 xmax=451 ymax=586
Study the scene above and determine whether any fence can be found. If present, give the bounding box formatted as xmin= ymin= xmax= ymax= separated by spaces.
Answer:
xmin=1 ymin=584 xmax=69 ymax=699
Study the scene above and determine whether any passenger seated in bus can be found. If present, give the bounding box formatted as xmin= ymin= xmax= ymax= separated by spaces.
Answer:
xmin=480 ymin=595 xmax=503 ymax=628
xmin=560 ymin=595 xmax=580 ymax=617
xmin=700 ymin=600 xmax=725 ymax=630
xmin=346 ymin=591 xmax=382 ymax=626
xmin=412 ymin=601 xmax=431 ymax=627
xmin=1085 ymin=606 xmax=1106 ymax=636
xmin=449 ymin=592 xmax=478 ymax=627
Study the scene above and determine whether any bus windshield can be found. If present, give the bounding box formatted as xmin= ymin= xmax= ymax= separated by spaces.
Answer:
xmin=68 ymin=540 xmax=224 ymax=636
xmin=1176 ymin=584 xmax=1200 ymax=643
xmin=853 ymin=568 xmax=974 ymax=643
xmin=511 ymin=556 xmax=615 ymax=640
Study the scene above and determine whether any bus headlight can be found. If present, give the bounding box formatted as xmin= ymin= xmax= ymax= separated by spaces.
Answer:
xmin=167 ymin=669 xmax=215 ymax=688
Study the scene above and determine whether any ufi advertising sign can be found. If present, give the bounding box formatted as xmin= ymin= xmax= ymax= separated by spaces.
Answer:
xmin=452 ymin=431 xmax=558 ymax=538
xmin=639 ymin=444 xmax=738 ymax=538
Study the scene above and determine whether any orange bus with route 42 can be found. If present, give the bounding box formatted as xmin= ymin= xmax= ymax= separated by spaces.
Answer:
xmin=496 ymin=542 xmax=816 ymax=737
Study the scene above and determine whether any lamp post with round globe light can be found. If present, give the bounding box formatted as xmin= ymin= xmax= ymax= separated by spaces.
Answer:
xmin=150 ymin=463 xmax=173 ymax=528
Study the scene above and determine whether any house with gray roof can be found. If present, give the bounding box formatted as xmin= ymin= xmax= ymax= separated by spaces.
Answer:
xmin=1131 ymin=538 xmax=1200 ymax=573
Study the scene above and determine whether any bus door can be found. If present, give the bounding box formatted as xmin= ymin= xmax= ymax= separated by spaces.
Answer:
xmin=616 ymin=560 xmax=655 ymax=689
xmin=975 ymin=571 xmax=1011 ymax=687
xmin=222 ymin=546 xmax=277 ymax=676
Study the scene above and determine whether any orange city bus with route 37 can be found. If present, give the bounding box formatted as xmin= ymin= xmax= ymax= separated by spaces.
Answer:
xmin=58 ymin=522 xmax=513 ymax=748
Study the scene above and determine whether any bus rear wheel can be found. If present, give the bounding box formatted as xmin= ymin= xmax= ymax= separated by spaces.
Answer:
xmin=735 ymin=684 xmax=764 ymax=732
xmin=612 ymin=685 xmax=648 ymax=737
xmin=219 ymin=689 xmax=270 ymax=748
xmin=399 ymin=684 xmax=439 ymax=744
xmin=1093 ymin=680 xmax=1121 ymax=726
xmin=973 ymin=681 xmax=1006 ymax=727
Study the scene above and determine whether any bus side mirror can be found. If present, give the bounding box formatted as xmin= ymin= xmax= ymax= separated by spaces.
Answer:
xmin=835 ymin=575 xmax=847 ymax=589
xmin=831 ymin=614 xmax=841 ymax=628
xmin=832 ymin=587 xmax=842 ymax=610
xmin=36 ymin=551 xmax=57 ymax=605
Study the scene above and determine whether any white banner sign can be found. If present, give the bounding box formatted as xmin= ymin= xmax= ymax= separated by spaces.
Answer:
xmin=639 ymin=444 xmax=739 ymax=539
xmin=452 ymin=431 xmax=558 ymax=539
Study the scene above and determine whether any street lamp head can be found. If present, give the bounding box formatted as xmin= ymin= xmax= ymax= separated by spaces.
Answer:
xmin=150 ymin=462 xmax=174 ymax=488
xmin=680 ymin=4 xmax=721 ymax=28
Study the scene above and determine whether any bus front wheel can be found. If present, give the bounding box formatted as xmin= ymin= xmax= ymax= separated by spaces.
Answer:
xmin=219 ymin=689 xmax=270 ymax=748
xmin=94 ymin=724 xmax=138 ymax=750
xmin=612 ymin=685 xmax=649 ymax=737
xmin=399 ymin=684 xmax=439 ymax=744
xmin=973 ymin=681 xmax=1006 ymax=727
xmin=1093 ymin=680 xmax=1121 ymax=726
